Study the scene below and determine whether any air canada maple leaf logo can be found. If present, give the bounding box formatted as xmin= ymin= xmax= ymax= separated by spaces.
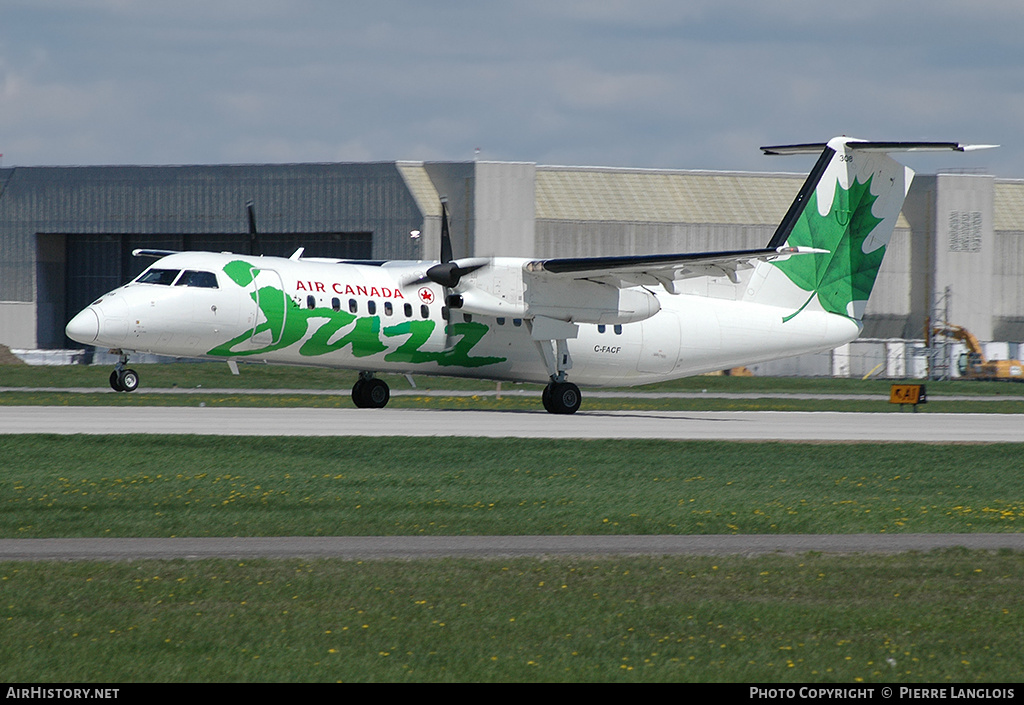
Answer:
xmin=773 ymin=175 xmax=885 ymax=321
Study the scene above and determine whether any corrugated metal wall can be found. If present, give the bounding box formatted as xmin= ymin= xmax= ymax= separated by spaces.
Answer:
xmin=4 ymin=160 xmax=1024 ymax=352
xmin=0 ymin=162 xmax=426 ymax=302
xmin=0 ymin=163 xmax=429 ymax=347
xmin=535 ymin=220 xmax=776 ymax=258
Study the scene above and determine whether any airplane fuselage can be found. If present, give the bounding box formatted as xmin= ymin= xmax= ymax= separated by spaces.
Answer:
xmin=68 ymin=250 xmax=860 ymax=387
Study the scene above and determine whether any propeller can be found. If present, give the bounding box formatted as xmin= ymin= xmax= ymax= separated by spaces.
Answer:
xmin=246 ymin=200 xmax=262 ymax=256
xmin=405 ymin=197 xmax=488 ymax=289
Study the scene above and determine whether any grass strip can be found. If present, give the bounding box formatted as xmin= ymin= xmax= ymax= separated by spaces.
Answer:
xmin=2 ymin=552 xmax=1022 ymax=682
xmin=3 ymin=390 xmax=1024 ymax=413
xmin=3 ymin=436 xmax=1022 ymax=538
xmin=4 ymin=362 xmax=1024 ymax=396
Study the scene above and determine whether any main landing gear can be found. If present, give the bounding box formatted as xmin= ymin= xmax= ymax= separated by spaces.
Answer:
xmin=351 ymin=372 xmax=390 ymax=408
xmin=533 ymin=328 xmax=582 ymax=414
xmin=542 ymin=380 xmax=581 ymax=415
xmin=109 ymin=352 xmax=139 ymax=392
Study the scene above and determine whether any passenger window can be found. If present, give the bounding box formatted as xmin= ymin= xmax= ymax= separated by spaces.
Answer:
xmin=463 ymin=313 xmax=473 ymax=323
xmin=404 ymin=303 xmax=413 ymax=318
xmin=367 ymin=300 xmax=377 ymax=315
xmin=331 ymin=297 xmax=341 ymax=312
xmin=138 ymin=268 xmax=180 ymax=285
xmin=384 ymin=301 xmax=393 ymax=316
xmin=420 ymin=304 xmax=429 ymax=319
xmin=513 ymin=318 xmax=522 ymax=327
xmin=349 ymin=299 xmax=358 ymax=314
xmin=598 ymin=324 xmax=606 ymax=334
xmin=306 ymin=295 xmax=316 ymax=310
xmin=496 ymin=317 xmax=505 ymax=326
xmin=614 ymin=324 xmax=623 ymax=335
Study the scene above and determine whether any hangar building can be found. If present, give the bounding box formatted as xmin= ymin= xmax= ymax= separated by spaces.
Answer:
xmin=1 ymin=159 xmax=1022 ymax=375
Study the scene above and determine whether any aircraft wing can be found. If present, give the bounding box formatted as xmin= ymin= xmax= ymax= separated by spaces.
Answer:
xmin=524 ymin=245 xmax=823 ymax=291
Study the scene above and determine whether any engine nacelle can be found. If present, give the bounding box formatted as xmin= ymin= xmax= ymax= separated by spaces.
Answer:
xmin=447 ymin=287 xmax=528 ymax=318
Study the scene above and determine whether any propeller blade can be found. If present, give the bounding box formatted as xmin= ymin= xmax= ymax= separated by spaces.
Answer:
xmin=440 ymin=197 xmax=453 ymax=264
xmin=401 ymin=199 xmax=489 ymax=288
xmin=246 ymin=201 xmax=262 ymax=256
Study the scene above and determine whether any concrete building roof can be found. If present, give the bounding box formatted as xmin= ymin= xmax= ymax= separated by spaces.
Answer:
xmin=396 ymin=162 xmax=443 ymax=217
xmin=534 ymin=166 xmax=925 ymax=229
xmin=535 ymin=167 xmax=804 ymax=224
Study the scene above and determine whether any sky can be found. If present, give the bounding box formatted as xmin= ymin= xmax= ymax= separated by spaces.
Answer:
xmin=2 ymin=0 xmax=1023 ymax=177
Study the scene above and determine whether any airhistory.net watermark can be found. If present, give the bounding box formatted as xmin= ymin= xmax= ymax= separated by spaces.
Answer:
xmin=6 ymin=689 xmax=119 ymax=700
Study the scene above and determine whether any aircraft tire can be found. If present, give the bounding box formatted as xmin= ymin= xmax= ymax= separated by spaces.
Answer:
xmin=352 ymin=378 xmax=390 ymax=409
xmin=110 ymin=370 xmax=124 ymax=392
xmin=351 ymin=379 xmax=367 ymax=407
xmin=364 ymin=378 xmax=390 ymax=408
xmin=545 ymin=381 xmax=581 ymax=415
xmin=118 ymin=369 xmax=140 ymax=393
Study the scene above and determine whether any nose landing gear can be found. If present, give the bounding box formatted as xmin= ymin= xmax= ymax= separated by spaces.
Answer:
xmin=109 ymin=352 xmax=139 ymax=392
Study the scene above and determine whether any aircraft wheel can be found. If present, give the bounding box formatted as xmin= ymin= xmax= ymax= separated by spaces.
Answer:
xmin=544 ymin=381 xmax=581 ymax=415
xmin=352 ymin=377 xmax=390 ymax=408
xmin=541 ymin=384 xmax=553 ymax=413
xmin=351 ymin=379 xmax=367 ymax=407
xmin=364 ymin=378 xmax=390 ymax=408
xmin=118 ymin=368 xmax=140 ymax=393
xmin=110 ymin=370 xmax=124 ymax=392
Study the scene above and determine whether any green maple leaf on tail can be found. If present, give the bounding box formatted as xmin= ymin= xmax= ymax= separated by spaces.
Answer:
xmin=773 ymin=176 xmax=885 ymax=321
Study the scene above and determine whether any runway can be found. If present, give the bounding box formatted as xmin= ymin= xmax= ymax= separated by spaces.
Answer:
xmin=2 ymin=405 xmax=1022 ymax=442
xmin=3 ymin=534 xmax=1023 ymax=562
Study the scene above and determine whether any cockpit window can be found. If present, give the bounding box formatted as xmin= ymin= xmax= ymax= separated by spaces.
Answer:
xmin=137 ymin=268 xmax=180 ymax=285
xmin=174 ymin=270 xmax=219 ymax=288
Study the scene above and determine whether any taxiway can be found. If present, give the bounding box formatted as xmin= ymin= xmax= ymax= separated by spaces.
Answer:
xmin=1 ymin=405 xmax=1022 ymax=442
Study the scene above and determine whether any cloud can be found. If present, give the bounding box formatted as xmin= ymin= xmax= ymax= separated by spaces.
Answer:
xmin=0 ymin=1 xmax=1020 ymax=176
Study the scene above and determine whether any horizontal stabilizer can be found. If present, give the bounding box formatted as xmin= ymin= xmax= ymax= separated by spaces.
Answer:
xmin=761 ymin=140 xmax=997 ymax=155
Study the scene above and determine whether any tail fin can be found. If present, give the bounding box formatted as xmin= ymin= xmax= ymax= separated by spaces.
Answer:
xmin=755 ymin=138 xmax=985 ymax=322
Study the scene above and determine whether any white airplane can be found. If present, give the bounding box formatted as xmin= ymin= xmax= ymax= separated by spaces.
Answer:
xmin=65 ymin=137 xmax=987 ymax=413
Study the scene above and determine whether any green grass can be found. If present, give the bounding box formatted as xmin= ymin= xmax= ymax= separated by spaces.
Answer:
xmin=3 ymin=436 xmax=1023 ymax=538
xmin=4 ymin=360 xmax=1024 ymax=395
xmin=2 ymin=552 xmax=1022 ymax=682
xmin=4 ymin=390 xmax=1024 ymax=413
xmin=4 ymin=362 xmax=1024 ymax=413
xmin=3 ymin=374 xmax=1023 ymax=683
xmin=0 ymin=362 xmax=502 ymax=391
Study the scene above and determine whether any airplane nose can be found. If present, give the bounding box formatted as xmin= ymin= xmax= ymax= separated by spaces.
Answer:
xmin=66 ymin=308 xmax=100 ymax=344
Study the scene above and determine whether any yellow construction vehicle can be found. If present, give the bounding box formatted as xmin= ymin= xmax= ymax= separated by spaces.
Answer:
xmin=930 ymin=323 xmax=1024 ymax=381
